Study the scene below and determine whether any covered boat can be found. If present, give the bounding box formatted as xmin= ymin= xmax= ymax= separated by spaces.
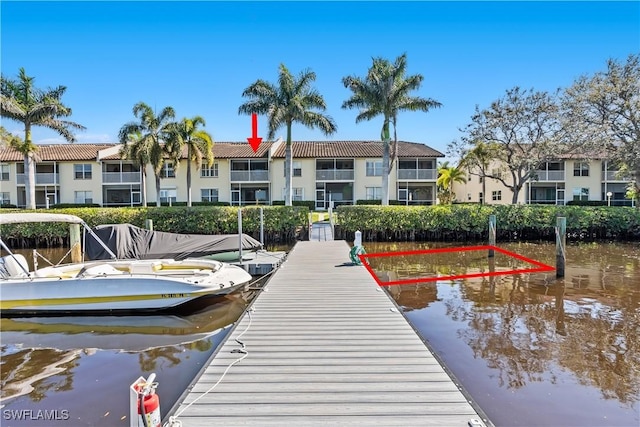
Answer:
xmin=86 ymin=223 xmax=262 ymax=262
xmin=0 ymin=213 xmax=253 ymax=316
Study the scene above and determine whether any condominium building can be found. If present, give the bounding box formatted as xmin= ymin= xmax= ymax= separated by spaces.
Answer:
xmin=454 ymin=155 xmax=634 ymax=206
xmin=0 ymin=140 xmax=444 ymax=209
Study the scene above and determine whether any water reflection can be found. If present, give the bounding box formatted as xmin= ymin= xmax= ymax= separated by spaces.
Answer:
xmin=367 ymin=242 xmax=640 ymax=427
xmin=0 ymin=292 xmax=251 ymax=405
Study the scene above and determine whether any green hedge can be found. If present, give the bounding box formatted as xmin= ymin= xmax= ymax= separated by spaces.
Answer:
xmin=0 ymin=206 xmax=310 ymax=246
xmin=335 ymin=204 xmax=640 ymax=241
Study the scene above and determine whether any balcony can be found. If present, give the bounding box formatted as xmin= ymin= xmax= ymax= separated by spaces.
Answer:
xmin=316 ymin=169 xmax=354 ymax=181
xmin=230 ymin=170 xmax=269 ymax=182
xmin=533 ymin=170 xmax=565 ymax=181
xmin=602 ymin=171 xmax=630 ymax=181
xmin=102 ymin=171 xmax=141 ymax=183
xmin=16 ymin=173 xmax=59 ymax=185
xmin=397 ymin=169 xmax=437 ymax=180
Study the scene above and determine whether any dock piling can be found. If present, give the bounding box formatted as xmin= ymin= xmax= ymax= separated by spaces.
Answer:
xmin=488 ymin=214 xmax=496 ymax=258
xmin=555 ymin=217 xmax=566 ymax=278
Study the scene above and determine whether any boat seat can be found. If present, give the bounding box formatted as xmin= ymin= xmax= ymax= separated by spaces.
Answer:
xmin=0 ymin=254 xmax=30 ymax=278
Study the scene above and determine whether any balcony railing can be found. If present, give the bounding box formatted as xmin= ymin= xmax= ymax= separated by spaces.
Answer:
xmin=230 ymin=170 xmax=269 ymax=182
xmin=315 ymin=170 xmax=354 ymax=180
xmin=533 ymin=170 xmax=565 ymax=181
xmin=602 ymin=171 xmax=630 ymax=181
xmin=102 ymin=171 xmax=141 ymax=183
xmin=16 ymin=173 xmax=59 ymax=185
xmin=397 ymin=169 xmax=437 ymax=180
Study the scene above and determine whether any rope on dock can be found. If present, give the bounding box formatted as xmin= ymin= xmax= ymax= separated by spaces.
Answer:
xmin=166 ymin=308 xmax=254 ymax=427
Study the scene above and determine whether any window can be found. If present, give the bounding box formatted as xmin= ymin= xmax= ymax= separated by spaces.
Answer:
xmin=74 ymin=164 xmax=92 ymax=180
xmin=398 ymin=188 xmax=408 ymax=201
xmin=492 ymin=190 xmax=502 ymax=201
xmin=0 ymin=164 xmax=9 ymax=181
xmin=0 ymin=192 xmax=10 ymax=205
xmin=572 ymin=187 xmax=589 ymax=201
xmin=201 ymin=188 xmax=219 ymax=202
xmin=284 ymin=161 xmax=302 ymax=177
xmin=366 ymin=187 xmax=382 ymax=200
xmin=366 ymin=161 xmax=383 ymax=176
xmin=160 ymin=162 xmax=175 ymax=178
xmin=479 ymin=176 xmax=483 ymax=183
xmin=479 ymin=192 xmax=484 ymax=204
xmin=573 ymin=161 xmax=589 ymax=177
xmin=74 ymin=191 xmax=93 ymax=204
xmin=201 ymin=163 xmax=218 ymax=178
xmin=282 ymin=187 xmax=304 ymax=201
xmin=160 ymin=188 xmax=177 ymax=203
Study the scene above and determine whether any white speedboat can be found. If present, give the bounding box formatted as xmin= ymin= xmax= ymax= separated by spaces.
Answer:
xmin=0 ymin=213 xmax=253 ymax=316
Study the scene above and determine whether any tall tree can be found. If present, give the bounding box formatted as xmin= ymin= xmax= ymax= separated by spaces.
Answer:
xmin=459 ymin=87 xmax=564 ymax=204
xmin=454 ymin=140 xmax=500 ymax=204
xmin=239 ymin=64 xmax=337 ymax=206
xmin=342 ymin=53 xmax=442 ymax=205
xmin=437 ymin=162 xmax=466 ymax=204
xmin=0 ymin=68 xmax=85 ymax=209
xmin=118 ymin=102 xmax=175 ymax=207
xmin=562 ymin=53 xmax=640 ymax=208
xmin=165 ymin=116 xmax=214 ymax=207
xmin=118 ymin=131 xmax=149 ymax=207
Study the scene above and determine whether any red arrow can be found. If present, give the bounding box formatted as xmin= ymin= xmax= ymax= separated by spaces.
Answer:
xmin=247 ymin=113 xmax=262 ymax=152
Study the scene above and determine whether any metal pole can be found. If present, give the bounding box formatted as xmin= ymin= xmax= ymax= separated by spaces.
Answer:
xmin=259 ymin=207 xmax=264 ymax=247
xmin=238 ymin=208 xmax=243 ymax=265
xmin=556 ymin=217 xmax=566 ymax=278
xmin=145 ymin=219 xmax=153 ymax=231
xmin=488 ymin=214 xmax=496 ymax=258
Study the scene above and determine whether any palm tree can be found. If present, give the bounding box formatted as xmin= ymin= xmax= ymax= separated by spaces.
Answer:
xmin=165 ymin=116 xmax=214 ymax=207
xmin=118 ymin=131 xmax=149 ymax=207
xmin=239 ymin=64 xmax=337 ymax=206
xmin=342 ymin=53 xmax=442 ymax=205
xmin=118 ymin=102 xmax=175 ymax=207
xmin=459 ymin=141 xmax=498 ymax=204
xmin=437 ymin=163 xmax=467 ymax=204
xmin=1 ymin=68 xmax=85 ymax=209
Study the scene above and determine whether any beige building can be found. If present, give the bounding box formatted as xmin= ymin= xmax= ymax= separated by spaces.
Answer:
xmin=0 ymin=140 xmax=444 ymax=209
xmin=454 ymin=155 xmax=633 ymax=206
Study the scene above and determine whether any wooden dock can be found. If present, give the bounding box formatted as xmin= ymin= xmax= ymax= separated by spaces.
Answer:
xmin=166 ymin=241 xmax=489 ymax=426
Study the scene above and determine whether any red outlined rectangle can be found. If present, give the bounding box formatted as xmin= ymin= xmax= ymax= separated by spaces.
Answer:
xmin=358 ymin=245 xmax=555 ymax=287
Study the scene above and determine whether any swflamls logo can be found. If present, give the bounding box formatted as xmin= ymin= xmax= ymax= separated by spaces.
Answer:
xmin=3 ymin=409 xmax=70 ymax=421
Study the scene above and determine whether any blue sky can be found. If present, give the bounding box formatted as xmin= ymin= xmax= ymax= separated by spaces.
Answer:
xmin=1 ymin=1 xmax=638 ymax=157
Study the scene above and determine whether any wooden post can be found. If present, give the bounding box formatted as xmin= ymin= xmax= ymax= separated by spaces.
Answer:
xmin=69 ymin=224 xmax=82 ymax=263
xmin=488 ymin=214 xmax=496 ymax=258
xmin=145 ymin=219 xmax=153 ymax=231
xmin=556 ymin=217 xmax=566 ymax=278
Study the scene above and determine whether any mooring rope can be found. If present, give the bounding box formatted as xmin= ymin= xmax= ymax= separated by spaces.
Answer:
xmin=166 ymin=308 xmax=254 ymax=427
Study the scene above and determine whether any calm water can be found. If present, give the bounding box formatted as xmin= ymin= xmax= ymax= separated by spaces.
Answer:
xmin=366 ymin=241 xmax=640 ymax=427
xmin=1 ymin=242 xmax=639 ymax=426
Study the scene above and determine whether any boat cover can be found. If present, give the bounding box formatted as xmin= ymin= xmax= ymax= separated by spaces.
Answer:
xmin=86 ymin=223 xmax=262 ymax=261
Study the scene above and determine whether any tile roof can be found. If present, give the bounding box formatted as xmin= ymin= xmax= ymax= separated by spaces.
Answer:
xmin=0 ymin=144 xmax=116 ymax=162
xmin=271 ymin=141 xmax=444 ymax=158
xmin=206 ymin=142 xmax=272 ymax=158
xmin=0 ymin=140 xmax=444 ymax=162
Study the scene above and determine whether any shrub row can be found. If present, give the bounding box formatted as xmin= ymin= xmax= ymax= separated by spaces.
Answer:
xmin=335 ymin=204 xmax=640 ymax=241
xmin=0 ymin=206 xmax=310 ymax=247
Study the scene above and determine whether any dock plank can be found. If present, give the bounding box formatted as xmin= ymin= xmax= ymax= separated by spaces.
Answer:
xmin=166 ymin=241 xmax=489 ymax=427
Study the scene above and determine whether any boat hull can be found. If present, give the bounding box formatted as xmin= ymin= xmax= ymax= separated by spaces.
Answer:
xmin=0 ymin=259 xmax=252 ymax=316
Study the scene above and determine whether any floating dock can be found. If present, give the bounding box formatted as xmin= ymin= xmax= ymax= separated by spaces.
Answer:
xmin=166 ymin=240 xmax=490 ymax=426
